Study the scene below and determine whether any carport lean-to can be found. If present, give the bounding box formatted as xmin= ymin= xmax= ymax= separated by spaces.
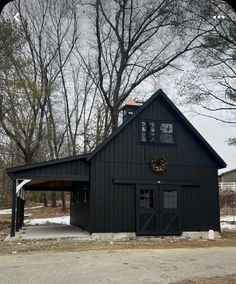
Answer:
xmin=6 ymin=154 xmax=90 ymax=237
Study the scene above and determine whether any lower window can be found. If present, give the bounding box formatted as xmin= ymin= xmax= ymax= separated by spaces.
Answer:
xmin=140 ymin=189 xmax=154 ymax=208
xmin=163 ymin=190 xmax=177 ymax=209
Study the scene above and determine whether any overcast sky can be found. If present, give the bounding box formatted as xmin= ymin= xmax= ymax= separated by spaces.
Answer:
xmin=156 ymin=61 xmax=236 ymax=175
xmin=187 ymin=113 xmax=235 ymax=174
xmin=158 ymin=82 xmax=235 ymax=175
xmin=164 ymin=86 xmax=235 ymax=174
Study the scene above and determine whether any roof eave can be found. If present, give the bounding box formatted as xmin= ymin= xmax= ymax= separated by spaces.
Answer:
xmin=6 ymin=154 xmax=88 ymax=174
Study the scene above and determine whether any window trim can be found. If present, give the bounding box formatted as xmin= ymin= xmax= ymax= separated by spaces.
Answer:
xmin=138 ymin=119 xmax=176 ymax=145
xmin=163 ymin=190 xmax=178 ymax=209
xmin=139 ymin=119 xmax=158 ymax=144
xmin=159 ymin=120 xmax=176 ymax=145
xmin=140 ymin=189 xmax=154 ymax=208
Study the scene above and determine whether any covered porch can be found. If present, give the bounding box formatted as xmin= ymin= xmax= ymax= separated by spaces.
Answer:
xmin=6 ymin=155 xmax=90 ymax=237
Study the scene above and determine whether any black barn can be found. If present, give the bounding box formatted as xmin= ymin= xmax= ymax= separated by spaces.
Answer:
xmin=7 ymin=89 xmax=226 ymax=237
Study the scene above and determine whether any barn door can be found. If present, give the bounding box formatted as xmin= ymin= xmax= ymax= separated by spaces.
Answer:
xmin=161 ymin=186 xmax=181 ymax=235
xmin=136 ymin=185 xmax=158 ymax=235
xmin=136 ymin=185 xmax=181 ymax=236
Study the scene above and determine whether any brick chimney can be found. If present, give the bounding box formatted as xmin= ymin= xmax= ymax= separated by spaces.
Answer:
xmin=122 ymin=98 xmax=142 ymax=122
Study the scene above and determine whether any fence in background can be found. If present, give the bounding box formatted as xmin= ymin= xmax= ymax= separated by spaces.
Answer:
xmin=219 ymin=182 xmax=236 ymax=192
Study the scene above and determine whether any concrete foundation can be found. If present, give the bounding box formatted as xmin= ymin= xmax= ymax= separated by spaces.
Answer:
xmin=181 ymin=231 xmax=220 ymax=240
xmin=92 ymin=231 xmax=220 ymax=241
xmin=91 ymin=232 xmax=136 ymax=241
xmin=5 ymin=225 xmax=220 ymax=241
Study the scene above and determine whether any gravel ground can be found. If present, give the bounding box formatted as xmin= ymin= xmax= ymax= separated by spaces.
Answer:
xmin=0 ymin=247 xmax=236 ymax=284
xmin=1 ymin=232 xmax=236 ymax=254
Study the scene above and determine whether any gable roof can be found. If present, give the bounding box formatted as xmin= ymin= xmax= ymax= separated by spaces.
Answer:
xmin=87 ymin=89 xmax=226 ymax=169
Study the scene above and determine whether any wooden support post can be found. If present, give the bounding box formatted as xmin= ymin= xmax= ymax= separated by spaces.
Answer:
xmin=10 ymin=179 xmax=16 ymax=237
xmin=19 ymin=189 xmax=24 ymax=229
xmin=16 ymin=196 xmax=20 ymax=232
xmin=19 ymin=198 xmax=22 ymax=229
xmin=20 ymin=199 xmax=25 ymax=228
xmin=22 ymin=189 xmax=25 ymax=227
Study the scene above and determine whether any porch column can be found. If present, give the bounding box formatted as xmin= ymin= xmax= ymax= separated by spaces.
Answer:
xmin=16 ymin=196 xmax=21 ymax=232
xmin=15 ymin=180 xmax=30 ymax=232
xmin=20 ymin=189 xmax=25 ymax=228
xmin=16 ymin=189 xmax=25 ymax=230
xmin=21 ymin=199 xmax=25 ymax=228
xmin=10 ymin=179 xmax=16 ymax=237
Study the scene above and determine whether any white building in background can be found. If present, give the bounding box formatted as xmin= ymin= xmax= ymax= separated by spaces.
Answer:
xmin=219 ymin=169 xmax=236 ymax=192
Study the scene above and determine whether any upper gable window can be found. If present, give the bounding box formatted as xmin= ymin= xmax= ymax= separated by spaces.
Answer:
xmin=139 ymin=120 xmax=175 ymax=145
xmin=160 ymin=123 xmax=174 ymax=144
xmin=141 ymin=121 xmax=157 ymax=143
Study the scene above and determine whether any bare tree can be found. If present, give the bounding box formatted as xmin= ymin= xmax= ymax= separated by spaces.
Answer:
xmin=177 ymin=0 xmax=236 ymax=141
xmin=1 ymin=0 xmax=84 ymax=160
xmin=0 ymin=16 xmax=48 ymax=164
xmin=79 ymin=0 xmax=212 ymax=132
xmin=1 ymin=0 xmax=82 ymax=209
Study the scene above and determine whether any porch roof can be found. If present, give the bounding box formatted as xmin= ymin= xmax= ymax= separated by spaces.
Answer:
xmin=6 ymin=154 xmax=90 ymax=181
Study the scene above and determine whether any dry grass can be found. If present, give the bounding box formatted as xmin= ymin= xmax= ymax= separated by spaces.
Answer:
xmin=0 ymin=231 xmax=236 ymax=255
xmin=0 ymin=215 xmax=11 ymax=241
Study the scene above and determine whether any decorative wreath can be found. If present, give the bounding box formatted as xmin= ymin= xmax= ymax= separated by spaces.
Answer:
xmin=150 ymin=156 xmax=167 ymax=173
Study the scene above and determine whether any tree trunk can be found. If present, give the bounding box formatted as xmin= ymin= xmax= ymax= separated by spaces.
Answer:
xmin=111 ymin=105 xmax=119 ymax=131
xmin=61 ymin=191 xmax=66 ymax=211
xmin=51 ymin=192 xmax=57 ymax=207
xmin=41 ymin=193 xmax=48 ymax=207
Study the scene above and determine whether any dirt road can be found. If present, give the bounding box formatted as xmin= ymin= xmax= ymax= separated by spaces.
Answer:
xmin=0 ymin=247 xmax=236 ymax=284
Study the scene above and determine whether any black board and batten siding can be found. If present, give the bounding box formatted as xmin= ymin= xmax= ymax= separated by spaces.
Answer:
xmin=70 ymin=181 xmax=90 ymax=231
xmin=89 ymin=94 xmax=224 ymax=234
xmin=7 ymin=90 xmax=226 ymax=236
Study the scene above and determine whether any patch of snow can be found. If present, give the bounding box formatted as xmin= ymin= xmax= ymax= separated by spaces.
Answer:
xmin=221 ymin=222 xmax=236 ymax=231
xmin=0 ymin=209 xmax=12 ymax=215
xmin=25 ymin=205 xmax=44 ymax=210
xmin=221 ymin=215 xmax=236 ymax=222
xmin=25 ymin=216 xmax=70 ymax=225
xmin=0 ymin=205 xmax=44 ymax=215
xmin=221 ymin=215 xmax=236 ymax=231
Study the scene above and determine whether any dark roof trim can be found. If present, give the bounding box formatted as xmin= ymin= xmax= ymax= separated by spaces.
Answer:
xmin=87 ymin=89 xmax=226 ymax=169
xmin=6 ymin=154 xmax=88 ymax=174
xmin=113 ymin=178 xmax=200 ymax=187
xmin=9 ymin=175 xmax=89 ymax=182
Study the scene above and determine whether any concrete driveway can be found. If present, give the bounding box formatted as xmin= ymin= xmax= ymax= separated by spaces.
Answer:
xmin=0 ymin=247 xmax=236 ymax=283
